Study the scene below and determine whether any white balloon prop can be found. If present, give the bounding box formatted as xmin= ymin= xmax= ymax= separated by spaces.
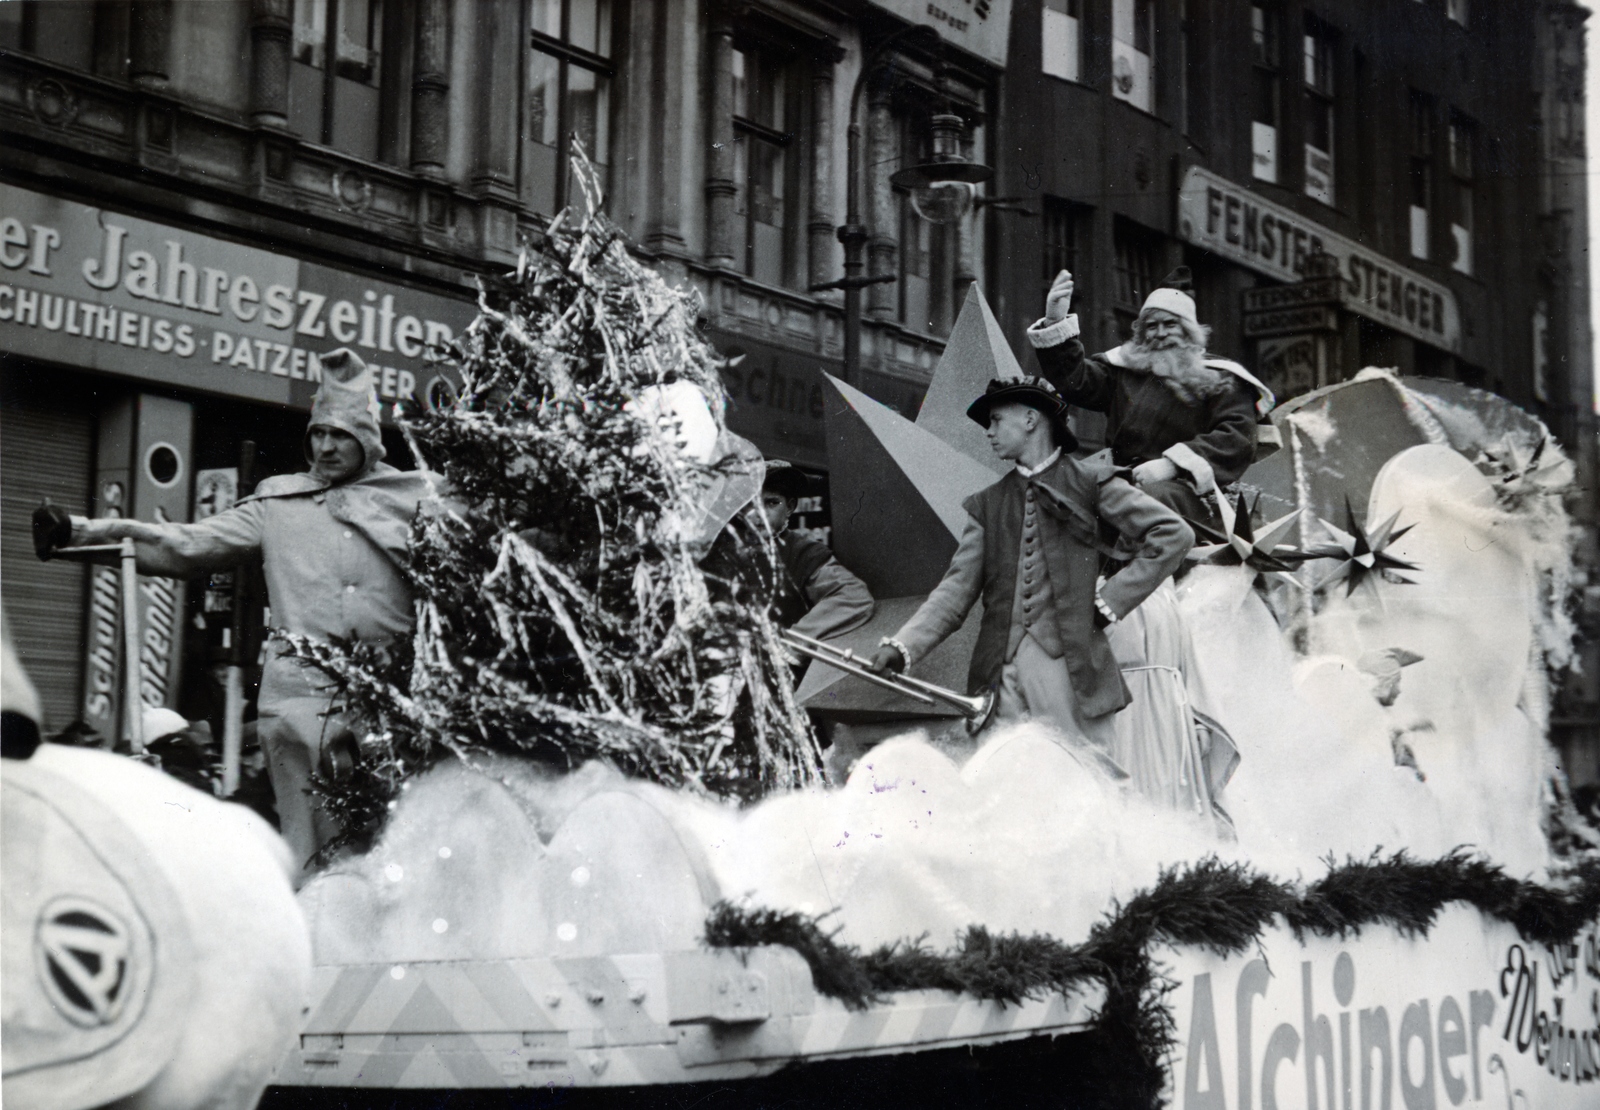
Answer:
xmin=3 ymin=746 xmax=310 ymax=1110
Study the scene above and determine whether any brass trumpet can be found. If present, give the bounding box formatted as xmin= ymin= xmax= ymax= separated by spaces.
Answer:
xmin=780 ymin=628 xmax=998 ymax=734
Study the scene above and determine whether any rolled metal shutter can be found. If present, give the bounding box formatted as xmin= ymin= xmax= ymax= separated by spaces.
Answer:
xmin=1 ymin=396 xmax=92 ymax=732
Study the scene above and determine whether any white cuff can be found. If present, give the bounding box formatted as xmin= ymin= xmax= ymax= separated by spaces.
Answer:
xmin=1026 ymin=315 xmax=1081 ymax=348
xmin=1162 ymin=442 xmax=1217 ymax=496
xmin=1094 ymin=575 xmax=1120 ymax=625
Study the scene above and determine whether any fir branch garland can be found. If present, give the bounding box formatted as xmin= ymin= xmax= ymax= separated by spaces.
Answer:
xmin=706 ymin=851 xmax=1600 ymax=1108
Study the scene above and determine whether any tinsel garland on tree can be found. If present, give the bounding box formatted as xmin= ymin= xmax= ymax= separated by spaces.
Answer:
xmin=284 ymin=151 xmax=820 ymax=843
xmin=706 ymin=850 xmax=1600 ymax=1110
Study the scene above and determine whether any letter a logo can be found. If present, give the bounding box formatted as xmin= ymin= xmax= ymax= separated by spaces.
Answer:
xmin=36 ymin=897 xmax=132 ymax=1027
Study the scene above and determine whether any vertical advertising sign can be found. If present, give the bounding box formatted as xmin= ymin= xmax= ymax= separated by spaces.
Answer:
xmin=79 ymin=395 xmax=194 ymax=743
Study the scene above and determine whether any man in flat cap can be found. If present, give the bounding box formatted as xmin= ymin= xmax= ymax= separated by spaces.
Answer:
xmin=758 ymin=461 xmax=875 ymax=644
xmin=1028 ymin=267 xmax=1275 ymax=525
xmin=868 ymin=378 xmax=1192 ymax=767
xmin=35 ymin=349 xmax=432 ymax=881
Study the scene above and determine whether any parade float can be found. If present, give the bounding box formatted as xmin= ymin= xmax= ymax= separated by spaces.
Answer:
xmin=247 ymin=167 xmax=1600 ymax=1108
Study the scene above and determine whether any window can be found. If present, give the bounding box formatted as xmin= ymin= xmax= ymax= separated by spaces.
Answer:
xmin=525 ymin=0 xmax=613 ymax=217
xmin=895 ymin=108 xmax=953 ymax=335
xmin=1111 ymin=0 xmax=1154 ymax=114
xmin=2 ymin=1 xmax=122 ymax=74
xmin=1041 ymin=198 xmax=1085 ymax=319
xmin=1532 ymin=302 xmax=1550 ymax=404
xmin=289 ymin=0 xmax=386 ymax=160
xmin=892 ymin=103 xmax=972 ymax=337
xmin=732 ymin=47 xmax=794 ymax=288
xmin=1112 ymin=219 xmax=1162 ymax=339
xmin=1409 ymin=90 xmax=1434 ymax=260
xmin=1302 ymin=15 xmax=1335 ymax=206
xmin=1042 ymin=0 xmax=1082 ymax=84
xmin=1447 ymin=0 xmax=1468 ymax=26
xmin=1251 ymin=3 xmax=1280 ymax=183
xmin=899 ymin=195 xmax=937 ymax=332
xmin=1179 ymin=0 xmax=1193 ymax=136
xmin=1449 ymin=114 xmax=1475 ymax=274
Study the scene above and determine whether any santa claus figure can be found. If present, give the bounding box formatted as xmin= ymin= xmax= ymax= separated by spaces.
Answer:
xmin=1026 ymin=266 xmax=1275 ymax=527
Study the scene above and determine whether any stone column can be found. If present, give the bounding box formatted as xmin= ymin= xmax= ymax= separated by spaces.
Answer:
xmin=807 ymin=48 xmax=841 ymax=291
xmin=704 ymin=5 xmax=738 ymax=268
xmin=865 ymin=78 xmax=898 ymax=320
xmin=472 ymin=0 xmax=519 ymax=194
xmin=248 ymin=0 xmax=292 ymax=128
xmin=410 ymin=0 xmax=451 ymax=178
xmin=128 ymin=0 xmax=172 ymax=90
xmin=639 ymin=0 xmax=688 ymax=255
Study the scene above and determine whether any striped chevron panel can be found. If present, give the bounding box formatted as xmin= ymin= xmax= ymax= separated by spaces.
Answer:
xmin=272 ymin=948 xmax=1101 ymax=1089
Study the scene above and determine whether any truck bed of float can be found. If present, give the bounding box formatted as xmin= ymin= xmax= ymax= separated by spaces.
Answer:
xmin=272 ymin=945 xmax=1100 ymax=1090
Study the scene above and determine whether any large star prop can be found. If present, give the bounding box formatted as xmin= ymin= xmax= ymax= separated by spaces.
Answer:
xmin=1187 ymin=491 xmax=1313 ymax=589
xmin=1305 ymin=498 xmax=1421 ymax=596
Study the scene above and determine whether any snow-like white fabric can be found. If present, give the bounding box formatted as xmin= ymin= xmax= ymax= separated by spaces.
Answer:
xmin=1025 ymin=314 xmax=1081 ymax=348
xmin=295 ymin=438 xmax=1565 ymax=964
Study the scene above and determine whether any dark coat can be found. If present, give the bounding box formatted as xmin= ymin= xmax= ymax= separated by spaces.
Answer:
xmin=774 ymin=531 xmax=875 ymax=641
xmin=1035 ymin=339 xmax=1264 ymax=490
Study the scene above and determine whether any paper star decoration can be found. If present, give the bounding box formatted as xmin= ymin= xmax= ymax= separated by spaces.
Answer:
xmin=1188 ymin=491 xmax=1313 ymax=589
xmin=1477 ymin=434 xmax=1574 ymax=507
xmin=1305 ymin=498 xmax=1421 ymax=596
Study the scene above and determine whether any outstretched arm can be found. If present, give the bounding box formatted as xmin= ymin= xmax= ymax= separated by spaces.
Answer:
xmin=873 ymin=516 xmax=985 ymax=671
xmin=63 ymin=501 xmax=268 ymax=578
xmin=1094 ymin=477 xmax=1193 ymax=619
xmin=791 ymin=555 xmax=876 ymax=643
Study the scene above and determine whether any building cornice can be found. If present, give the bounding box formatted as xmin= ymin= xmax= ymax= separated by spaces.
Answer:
xmin=0 ymin=51 xmax=519 ymax=288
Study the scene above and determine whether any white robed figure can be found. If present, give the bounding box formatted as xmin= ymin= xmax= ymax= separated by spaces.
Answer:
xmin=1105 ymin=581 xmax=1239 ymax=831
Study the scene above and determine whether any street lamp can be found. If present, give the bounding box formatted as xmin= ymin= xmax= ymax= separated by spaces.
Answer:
xmin=811 ymin=27 xmax=995 ymax=384
xmin=892 ymin=112 xmax=992 ymax=225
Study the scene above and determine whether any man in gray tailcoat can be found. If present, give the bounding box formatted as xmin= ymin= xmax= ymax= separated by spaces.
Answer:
xmin=868 ymin=378 xmax=1192 ymax=773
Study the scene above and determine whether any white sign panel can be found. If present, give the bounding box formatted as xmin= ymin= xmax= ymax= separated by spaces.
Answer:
xmin=1163 ymin=905 xmax=1600 ymax=1110
xmin=1177 ymin=166 xmax=1461 ymax=352
xmin=867 ymin=0 xmax=1013 ymax=68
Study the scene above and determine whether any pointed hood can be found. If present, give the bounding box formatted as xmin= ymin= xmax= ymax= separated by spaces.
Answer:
xmin=305 ymin=348 xmax=385 ymax=471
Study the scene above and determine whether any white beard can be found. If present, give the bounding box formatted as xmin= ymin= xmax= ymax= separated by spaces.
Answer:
xmin=1121 ymin=339 xmax=1228 ymax=405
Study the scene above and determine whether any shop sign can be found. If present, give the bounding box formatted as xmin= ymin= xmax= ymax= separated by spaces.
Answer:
xmin=1177 ymin=167 xmax=1461 ymax=352
xmin=867 ymin=0 xmax=1013 ymax=67
xmin=1163 ymin=905 xmax=1600 ymax=1110
xmin=710 ymin=330 xmax=832 ymax=469
xmin=1242 ymin=306 xmax=1339 ymax=338
xmin=708 ymin=330 xmax=932 ymax=470
xmin=1256 ymin=334 xmax=1326 ymax=398
xmin=0 ymin=183 xmax=474 ymax=409
xmin=1242 ymin=278 xmax=1343 ymax=315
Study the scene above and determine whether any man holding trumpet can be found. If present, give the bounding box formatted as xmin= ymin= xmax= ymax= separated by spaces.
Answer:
xmin=866 ymin=377 xmax=1192 ymax=773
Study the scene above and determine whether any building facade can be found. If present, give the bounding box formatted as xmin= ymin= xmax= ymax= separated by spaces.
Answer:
xmin=987 ymin=0 xmax=1600 ymax=777
xmin=1 ymin=1 xmax=1594 ymax=769
xmin=0 ymin=0 xmax=1007 ymax=743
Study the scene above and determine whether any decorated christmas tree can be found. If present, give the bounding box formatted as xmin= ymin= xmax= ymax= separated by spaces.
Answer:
xmin=288 ymin=152 xmax=820 ymax=843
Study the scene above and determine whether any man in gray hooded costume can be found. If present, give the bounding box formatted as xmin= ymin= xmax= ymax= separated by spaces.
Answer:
xmin=36 ymin=349 xmax=433 ymax=880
